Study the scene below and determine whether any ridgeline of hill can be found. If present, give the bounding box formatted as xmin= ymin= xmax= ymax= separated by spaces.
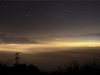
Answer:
xmin=0 ymin=57 xmax=100 ymax=75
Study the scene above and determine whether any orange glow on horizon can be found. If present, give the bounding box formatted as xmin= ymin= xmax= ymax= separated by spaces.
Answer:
xmin=0 ymin=41 xmax=100 ymax=54
xmin=52 ymin=41 xmax=100 ymax=47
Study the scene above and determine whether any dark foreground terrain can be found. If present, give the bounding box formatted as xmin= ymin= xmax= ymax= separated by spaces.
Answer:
xmin=0 ymin=58 xmax=100 ymax=75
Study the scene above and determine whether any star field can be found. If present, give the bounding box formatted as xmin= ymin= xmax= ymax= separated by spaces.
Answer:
xmin=0 ymin=1 xmax=100 ymax=42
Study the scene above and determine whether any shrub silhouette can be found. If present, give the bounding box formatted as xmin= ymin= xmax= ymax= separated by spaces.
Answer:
xmin=52 ymin=57 xmax=100 ymax=75
xmin=0 ymin=63 xmax=42 ymax=75
xmin=1 ymin=57 xmax=100 ymax=75
xmin=28 ymin=64 xmax=41 ymax=74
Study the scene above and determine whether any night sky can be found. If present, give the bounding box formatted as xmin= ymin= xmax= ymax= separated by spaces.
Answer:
xmin=0 ymin=1 xmax=100 ymax=42
xmin=1 ymin=1 xmax=100 ymax=72
xmin=0 ymin=1 xmax=100 ymax=43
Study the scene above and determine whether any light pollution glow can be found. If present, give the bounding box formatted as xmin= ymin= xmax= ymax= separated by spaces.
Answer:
xmin=0 ymin=41 xmax=100 ymax=54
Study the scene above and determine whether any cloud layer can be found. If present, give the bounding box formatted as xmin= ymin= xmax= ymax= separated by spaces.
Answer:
xmin=80 ymin=33 xmax=100 ymax=37
xmin=0 ymin=34 xmax=38 ymax=44
xmin=51 ymin=33 xmax=100 ymax=38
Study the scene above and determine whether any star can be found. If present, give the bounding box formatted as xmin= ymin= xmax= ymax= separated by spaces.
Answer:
xmin=26 ymin=15 xmax=29 ymax=17
xmin=91 ymin=19 xmax=94 ymax=21
xmin=17 ymin=6 xmax=19 ymax=8
xmin=50 ymin=8 xmax=52 ymax=10
xmin=18 ymin=11 xmax=21 ymax=13
xmin=82 ymin=19 xmax=84 ymax=22
xmin=2 ymin=3 xmax=4 ymax=6
xmin=81 ymin=8 xmax=84 ymax=10
xmin=56 ymin=3 xmax=59 ymax=5
xmin=65 ymin=14 xmax=68 ymax=16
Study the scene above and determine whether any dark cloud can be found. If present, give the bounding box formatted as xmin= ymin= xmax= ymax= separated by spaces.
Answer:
xmin=80 ymin=33 xmax=100 ymax=37
xmin=50 ymin=35 xmax=78 ymax=37
xmin=50 ymin=33 xmax=100 ymax=38
xmin=0 ymin=34 xmax=38 ymax=44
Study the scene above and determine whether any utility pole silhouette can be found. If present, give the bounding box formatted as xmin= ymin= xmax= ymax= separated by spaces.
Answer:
xmin=14 ymin=52 xmax=21 ymax=65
